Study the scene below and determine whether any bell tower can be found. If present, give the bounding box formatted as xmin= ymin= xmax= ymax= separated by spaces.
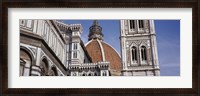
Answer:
xmin=120 ymin=20 xmax=160 ymax=76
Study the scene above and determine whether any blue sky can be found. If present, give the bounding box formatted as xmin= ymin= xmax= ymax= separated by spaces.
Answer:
xmin=62 ymin=20 xmax=180 ymax=76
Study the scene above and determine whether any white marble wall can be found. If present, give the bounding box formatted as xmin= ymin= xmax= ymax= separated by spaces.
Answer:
xmin=20 ymin=20 xmax=66 ymax=64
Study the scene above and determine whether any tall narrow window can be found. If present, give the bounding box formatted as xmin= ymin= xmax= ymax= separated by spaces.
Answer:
xmin=20 ymin=49 xmax=32 ymax=76
xmin=73 ymin=51 xmax=77 ymax=58
xmin=20 ymin=58 xmax=25 ymax=76
xmin=73 ymin=43 xmax=77 ymax=50
xmin=20 ymin=20 xmax=26 ymax=26
xmin=103 ymin=71 xmax=106 ymax=76
xmin=141 ymin=46 xmax=147 ymax=61
xmin=131 ymin=46 xmax=137 ymax=61
xmin=129 ymin=20 xmax=135 ymax=29
xmin=73 ymin=43 xmax=77 ymax=58
xmin=138 ymin=20 xmax=144 ymax=28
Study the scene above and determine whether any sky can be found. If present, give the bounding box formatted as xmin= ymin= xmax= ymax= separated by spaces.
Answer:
xmin=62 ymin=20 xmax=180 ymax=76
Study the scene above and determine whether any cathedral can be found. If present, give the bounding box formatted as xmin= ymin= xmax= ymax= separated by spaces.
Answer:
xmin=19 ymin=19 xmax=160 ymax=76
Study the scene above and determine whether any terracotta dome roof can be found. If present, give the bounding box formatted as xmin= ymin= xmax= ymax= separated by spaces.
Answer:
xmin=85 ymin=39 xmax=122 ymax=76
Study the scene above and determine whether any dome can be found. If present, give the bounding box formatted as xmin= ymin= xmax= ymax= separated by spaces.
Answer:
xmin=86 ymin=39 xmax=122 ymax=76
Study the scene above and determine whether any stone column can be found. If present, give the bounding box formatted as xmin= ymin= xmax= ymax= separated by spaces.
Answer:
xmin=35 ymin=48 xmax=42 ymax=66
xmin=30 ymin=65 xmax=42 ymax=76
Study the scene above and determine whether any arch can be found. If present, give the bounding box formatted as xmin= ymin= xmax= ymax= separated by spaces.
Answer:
xmin=49 ymin=66 xmax=58 ymax=76
xmin=20 ymin=48 xmax=33 ymax=76
xmin=51 ymin=67 xmax=58 ymax=76
xmin=94 ymin=72 xmax=98 ymax=76
xmin=20 ymin=46 xmax=35 ymax=65
xmin=141 ymin=46 xmax=147 ymax=61
xmin=82 ymin=73 xmax=86 ymax=76
xmin=88 ymin=73 xmax=92 ymax=76
xmin=94 ymin=73 xmax=97 ymax=76
xmin=40 ymin=57 xmax=49 ymax=76
xmin=82 ymin=71 xmax=87 ymax=76
xmin=20 ymin=48 xmax=32 ymax=61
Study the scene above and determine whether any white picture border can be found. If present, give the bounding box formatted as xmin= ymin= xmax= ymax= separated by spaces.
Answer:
xmin=8 ymin=8 xmax=192 ymax=88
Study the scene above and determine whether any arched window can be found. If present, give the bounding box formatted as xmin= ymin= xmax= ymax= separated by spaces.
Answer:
xmin=73 ymin=51 xmax=77 ymax=58
xmin=73 ymin=73 xmax=76 ymax=76
xmin=49 ymin=67 xmax=58 ymax=76
xmin=40 ymin=58 xmax=49 ymax=76
xmin=138 ymin=20 xmax=144 ymax=28
xmin=94 ymin=73 xmax=97 ymax=76
xmin=20 ymin=49 xmax=32 ymax=76
xmin=141 ymin=46 xmax=147 ymax=61
xmin=103 ymin=71 xmax=106 ymax=76
xmin=84 ymin=59 xmax=86 ymax=63
xmin=20 ymin=20 xmax=25 ymax=26
xmin=49 ymin=70 xmax=55 ymax=76
xmin=131 ymin=46 xmax=137 ymax=61
xmin=129 ymin=20 xmax=135 ymax=29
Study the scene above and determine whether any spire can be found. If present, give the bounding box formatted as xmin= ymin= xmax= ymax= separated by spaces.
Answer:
xmin=93 ymin=20 xmax=98 ymax=25
xmin=88 ymin=20 xmax=103 ymax=41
